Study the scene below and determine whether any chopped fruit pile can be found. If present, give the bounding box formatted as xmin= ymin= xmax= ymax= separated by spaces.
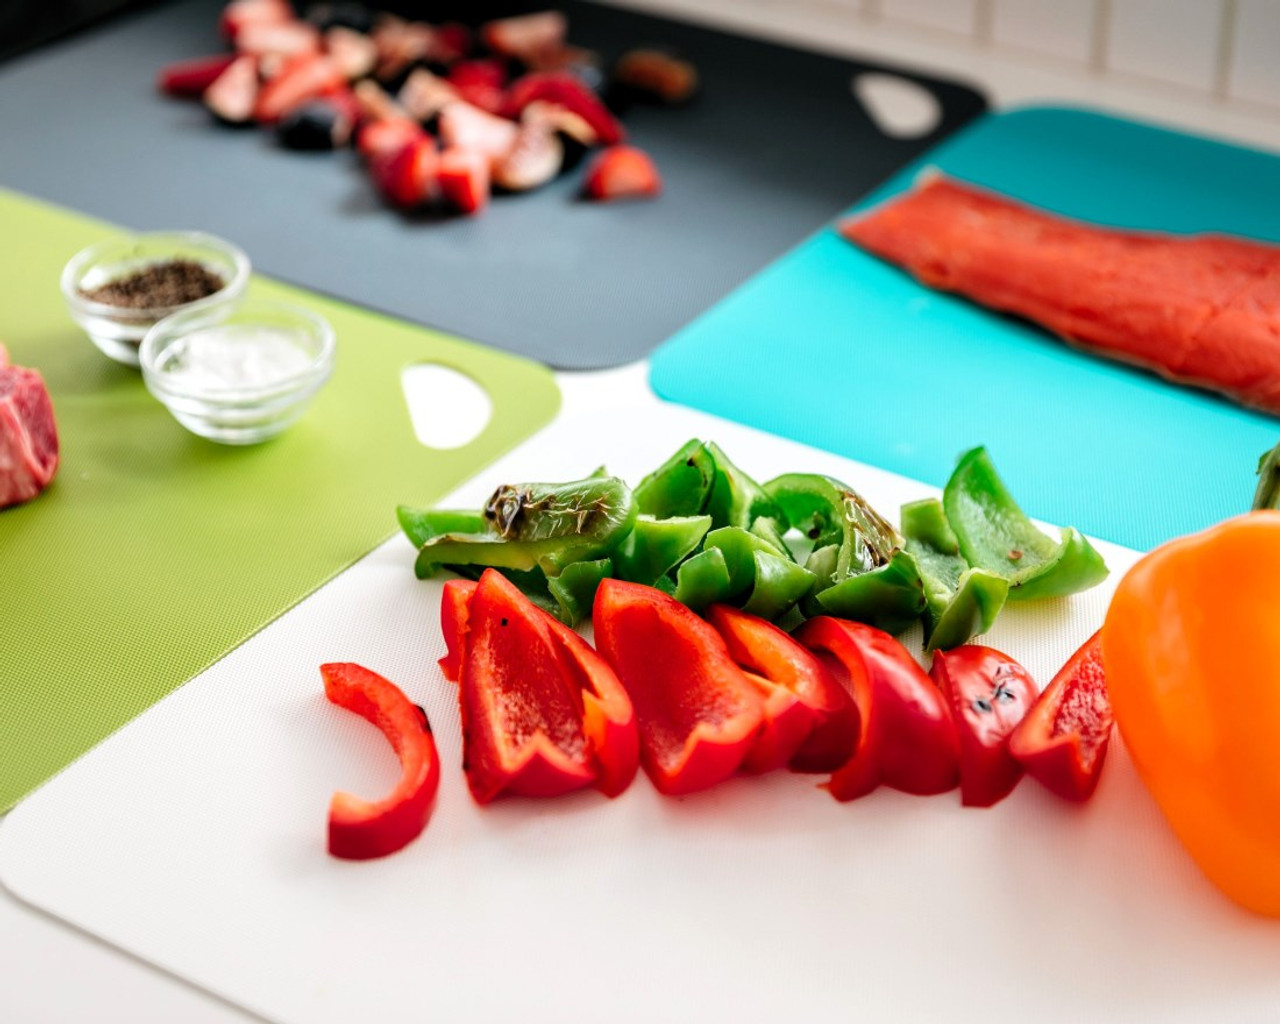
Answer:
xmin=158 ymin=1 xmax=688 ymax=216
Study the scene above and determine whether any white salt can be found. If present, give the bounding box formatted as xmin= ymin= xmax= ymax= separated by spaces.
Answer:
xmin=163 ymin=325 xmax=314 ymax=390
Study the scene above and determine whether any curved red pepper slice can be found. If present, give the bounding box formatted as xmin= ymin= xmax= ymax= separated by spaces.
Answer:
xmin=793 ymin=617 xmax=958 ymax=800
xmin=1008 ymin=631 xmax=1112 ymax=801
xmin=438 ymin=578 xmax=479 ymax=683
xmin=706 ymin=605 xmax=859 ymax=774
xmin=541 ymin=614 xmax=640 ymax=798
xmin=930 ymin=645 xmax=1038 ymax=807
xmin=321 ymin=662 xmax=441 ymax=860
xmin=461 ymin=570 xmax=596 ymax=804
xmin=593 ymin=580 xmax=763 ymax=796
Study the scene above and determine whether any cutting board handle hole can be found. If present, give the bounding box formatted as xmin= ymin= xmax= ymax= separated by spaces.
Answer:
xmin=401 ymin=362 xmax=493 ymax=450
xmin=852 ymin=73 xmax=942 ymax=140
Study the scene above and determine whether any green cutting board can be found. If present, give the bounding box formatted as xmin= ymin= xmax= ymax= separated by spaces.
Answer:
xmin=0 ymin=188 xmax=560 ymax=811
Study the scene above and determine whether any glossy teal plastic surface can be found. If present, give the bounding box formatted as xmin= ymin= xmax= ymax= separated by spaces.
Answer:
xmin=650 ymin=106 xmax=1280 ymax=551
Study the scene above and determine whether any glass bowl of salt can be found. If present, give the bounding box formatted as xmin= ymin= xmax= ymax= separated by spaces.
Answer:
xmin=139 ymin=297 xmax=335 ymax=445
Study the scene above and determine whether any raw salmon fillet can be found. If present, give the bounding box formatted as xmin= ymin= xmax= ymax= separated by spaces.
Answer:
xmin=840 ymin=176 xmax=1280 ymax=415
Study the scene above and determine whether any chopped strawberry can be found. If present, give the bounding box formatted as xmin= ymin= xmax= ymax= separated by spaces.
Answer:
xmin=582 ymin=145 xmax=661 ymax=201
xmin=448 ymin=59 xmax=508 ymax=92
xmin=219 ymin=0 xmax=293 ymax=42
xmin=254 ymin=54 xmax=344 ymax=124
xmin=481 ymin=11 xmax=566 ymax=63
xmin=504 ymin=71 xmax=625 ymax=145
xmin=448 ymin=59 xmax=508 ymax=114
xmin=371 ymin=16 xmax=439 ymax=83
xmin=439 ymin=148 xmax=491 ymax=215
xmin=371 ymin=135 xmax=440 ymax=209
xmin=204 ymin=54 xmax=260 ymax=125
xmin=353 ymin=79 xmax=406 ymax=124
xmin=157 ymin=54 xmax=238 ymax=98
xmin=437 ymin=101 xmax=518 ymax=168
xmin=493 ymin=121 xmax=563 ymax=192
xmin=434 ymin=23 xmax=473 ymax=63
xmin=356 ymin=117 xmax=424 ymax=164
xmin=324 ymin=26 xmax=377 ymax=80
xmin=397 ymin=68 xmax=458 ymax=124
xmin=236 ymin=20 xmax=321 ymax=58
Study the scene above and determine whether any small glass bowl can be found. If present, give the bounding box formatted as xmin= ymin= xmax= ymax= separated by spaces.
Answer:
xmin=62 ymin=231 xmax=251 ymax=367
xmin=140 ymin=298 xmax=336 ymax=446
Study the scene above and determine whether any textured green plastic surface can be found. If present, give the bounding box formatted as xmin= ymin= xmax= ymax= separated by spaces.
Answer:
xmin=0 ymin=189 xmax=560 ymax=811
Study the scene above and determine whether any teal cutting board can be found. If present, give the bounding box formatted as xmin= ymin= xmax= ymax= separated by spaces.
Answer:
xmin=650 ymin=106 xmax=1280 ymax=551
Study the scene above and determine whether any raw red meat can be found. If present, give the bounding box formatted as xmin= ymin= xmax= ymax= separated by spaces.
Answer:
xmin=840 ymin=175 xmax=1280 ymax=416
xmin=0 ymin=361 xmax=59 ymax=509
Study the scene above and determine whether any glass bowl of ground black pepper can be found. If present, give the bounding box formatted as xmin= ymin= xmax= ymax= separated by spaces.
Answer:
xmin=62 ymin=231 xmax=250 ymax=367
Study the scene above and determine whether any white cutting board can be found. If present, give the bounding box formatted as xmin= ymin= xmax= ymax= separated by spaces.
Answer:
xmin=2 ymin=402 xmax=1278 ymax=1024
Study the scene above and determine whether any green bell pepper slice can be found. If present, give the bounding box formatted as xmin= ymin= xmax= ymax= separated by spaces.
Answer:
xmin=942 ymin=448 xmax=1108 ymax=602
xmin=413 ymin=475 xmax=636 ymax=578
xmin=396 ymin=508 xmax=486 ymax=550
xmin=634 ymin=440 xmax=717 ymax=519
xmin=705 ymin=442 xmax=782 ymax=530
xmin=1254 ymin=441 xmax=1280 ymax=511
xmin=764 ymin=473 xmax=899 ymax=580
xmin=613 ymin=515 xmax=712 ymax=587
xmin=672 ymin=546 xmax=734 ymax=612
xmin=814 ymin=549 xmax=927 ymax=636
xmin=741 ymin=551 xmax=818 ymax=621
xmin=900 ymin=497 xmax=1009 ymax=650
xmin=547 ymin=558 xmax=613 ymax=626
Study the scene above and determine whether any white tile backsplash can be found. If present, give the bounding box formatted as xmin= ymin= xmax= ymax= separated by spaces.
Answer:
xmin=991 ymin=0 xmax=1096 ymax=63
xmin=1105 ymin=0 xmax=1225 ymax=91
xmin=880 ymin=0 xmax=978 ymax=35
xmin=1229 ymin=0 xmax=1280 ymax=107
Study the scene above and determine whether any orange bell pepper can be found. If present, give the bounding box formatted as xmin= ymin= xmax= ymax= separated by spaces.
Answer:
xmin=1102 ymin=511 xmax=1280 ymax=916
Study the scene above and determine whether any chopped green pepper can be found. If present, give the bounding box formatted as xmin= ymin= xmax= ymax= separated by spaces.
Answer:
xmin=547 ymin=558 xmax=613 ymax=625
xmin=900 ymin=497 xmax=1009 ymax=650
xmin=813 ymin=549 xmax=927 ymax=635
xmin=942 ymin=448 xmax=1107 ymax=602
xmin=741 ymin=551 xmax=818 ymax=621
xmin=672 ymin=546 xmax=734 ymax=612
xmin=613 ymin=515 xmax=712 ymax=587
xmin=634 ymin=440 xmax=717 ymax=518
xmin=414 ymin=476 xmax=636 ymax=578
xmin=705 ymin=442 xmax=782 ymax=530
xmin=396 ymin=508 xmax=486 ymax=549
xmin=764 ymin=473 xmax=899 ymax=580
xmin=1254 ymin=441 xmax=1280 ymax=511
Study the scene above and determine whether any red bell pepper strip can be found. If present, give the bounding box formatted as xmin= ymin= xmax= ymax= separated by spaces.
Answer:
xmin=321 ymin=662 xmax=440 ymax=860
xmin=593 ymin=580 xmax=763 ymax=795
xmin=793 ymin=617 xmax=959 ymax=800
xmin=706 ymin=604 xmax=859 ymax=774
xmin=460 ymin=570 xmax=596 ymax=803
xmin=1008 ymin=631 xmax=1112 ymax=801
xmin=438 ymin=578 xmax=479 ymax=682
xmin=930 ymin=645 xmax=1038 ymax=807
xmin=541 ymin=615 xmax=640 ymax=798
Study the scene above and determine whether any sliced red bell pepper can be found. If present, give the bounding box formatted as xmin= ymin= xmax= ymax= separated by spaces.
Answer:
xmin=460 ymin=570 xmax=596 ymax=803
xmin=706 ymin=604 xmax=858 ymax=774
xmin=930 ymin=645 xmax=1038 ymax=807
xmin=593 ymin=580 xmax=763 ymax=795
xmin=793 ymin=617 xmax=959 ymax=800
xmin=541 ymin=614 xmax=639 ymax=798
xmin=1008 ymin=631 xmax=1112 ymax=801
xmin=321 ymin=662 xmax=440 ymax=860
xmin=438 ymin=578 xmax=478 ymax=682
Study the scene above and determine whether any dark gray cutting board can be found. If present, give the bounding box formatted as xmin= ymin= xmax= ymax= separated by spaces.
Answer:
xmin=0 ymin=0 xmax=986 ymax=369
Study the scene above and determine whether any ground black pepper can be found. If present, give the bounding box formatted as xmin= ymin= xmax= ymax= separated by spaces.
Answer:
xmin=80 ymin=259 xmax=225 ymax=309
